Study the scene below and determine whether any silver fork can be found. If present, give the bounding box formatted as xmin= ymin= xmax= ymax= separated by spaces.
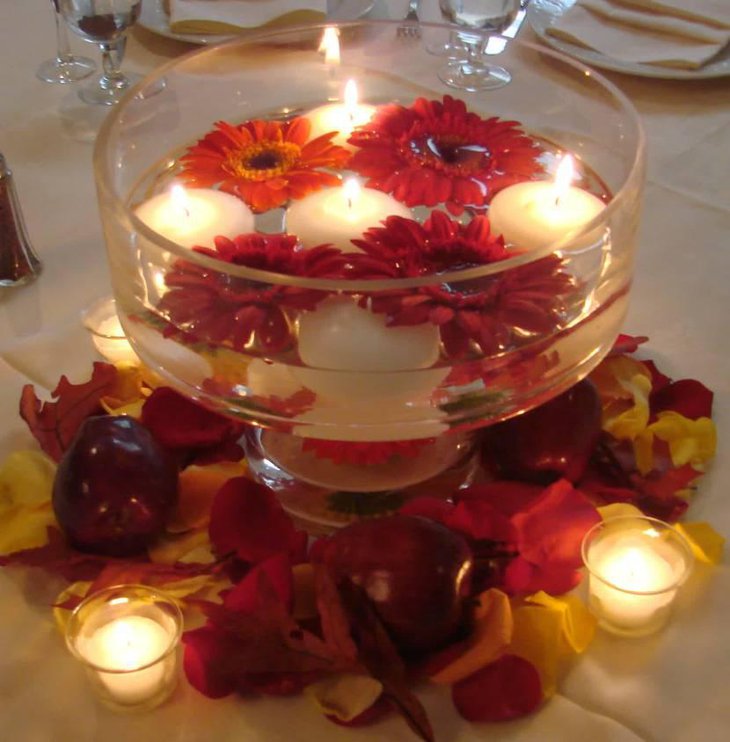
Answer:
xmin=396 ymin=0 xmax=421 ymax=39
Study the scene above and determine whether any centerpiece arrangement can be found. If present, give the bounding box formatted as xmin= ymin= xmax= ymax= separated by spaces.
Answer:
xmin=94 ymin=20 xmax=643 ymax=528
xmin=1 ymin=20 xmax=721 ymax=741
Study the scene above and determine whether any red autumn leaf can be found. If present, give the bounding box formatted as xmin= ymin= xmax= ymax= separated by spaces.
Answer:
xmin=337 ymin=579 xmax=435 ymax=742
xmin=650 ymin=379 xmax=714 ymax=420
xmin=19 ymin=362 xmax=118 ymax=461
xmin=608 ymin=334 xmax=648 ymax=356
xmin=511 ymin=479 xmax=600 ymax=571
xmin=223 ymin=553 xmax=293 ymax=614
xmin=209 ymin=477 xmax=308 ymax=565
xmin=141 ymin=386 xmax=244 ymax=451
xmin=452 ymin=654 xmax=542 ymax=722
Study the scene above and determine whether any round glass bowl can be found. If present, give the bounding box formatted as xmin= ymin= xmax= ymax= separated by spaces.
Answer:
xmin=93 ymin=21 xmax=645 ymax=525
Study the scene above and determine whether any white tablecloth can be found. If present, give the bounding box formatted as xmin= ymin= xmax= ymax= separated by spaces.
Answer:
xmin=0 ymin=2 xmax=728 ymax=740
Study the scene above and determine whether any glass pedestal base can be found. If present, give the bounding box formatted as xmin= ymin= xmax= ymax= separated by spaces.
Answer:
xmin=244 ymin=428 xmax=478 ymax=534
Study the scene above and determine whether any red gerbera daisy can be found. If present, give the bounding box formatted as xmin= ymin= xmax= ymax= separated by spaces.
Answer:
xmin=159 ymin=233 xmax=346 ymax=353
xmin=301 ymin=438 xmax=434 ymax=466
xmin=350 ymin=211 xmax=577 ymax=359
xmin=348 ymin=95 xmax=542 ymax=215
xmin=180 ymin=118 xmax=351 ymax=212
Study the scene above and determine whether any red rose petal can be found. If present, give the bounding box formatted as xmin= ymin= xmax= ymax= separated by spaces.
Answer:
xmin=209 ymin=477 xmax=307 ymax=564
xmin=503 ymin=556 xmax=582 ymax=596
xmin=512 ymin=480 xmax=599 ymax=570
xmin=454 ymin=481 xmax=543 ymax=518
xmin=223 ymin=553 xmax=293 ymax=614
xmin=399 ymin=497 xmax=455 ymax=525
xmin=182 ymin=626 xmax=238 ymax=699
xmin=650 ymin=378 xmax=714 ymax=420
xmin=142 ymin=386 xmax=242 ymax=449
xmin=452 ymin=655 xmax=542 ymax=723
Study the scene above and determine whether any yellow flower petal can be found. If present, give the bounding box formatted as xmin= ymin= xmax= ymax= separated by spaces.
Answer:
xmin=101 ymin=398 xmax=145 ymax=418
xmin=598 ymin=503 xmax=643 ymax=521
xmin=525 ymin=591 xmax=596 ymax=654
xmin=509 ymin=592 xmax=596 ymax=697
xmin=633 ymin=428 xmax=656 ymax=475
xmin=0 ymin=503 xmax=55 ymax=555
xmin=509 ymin=604 xmax=563 ymax=697
xmin=590 ymin=356 xmax=651 ymax=403
xmin=675 ymin=522 xmax=725 ymax=565
xmin=650 ymin=412 xmax=716 ymax=469
xmin=147 ymin=528 xmax=213 ymax=565
xmin=0 ymin=450 xmax=56 ymax=510
xmin=430 ymin=589 xmax=512 ymax=685
xmin=604 ymin=373 xmax=651 ymax=441
xmin=306 ymin=674 xmax=383 ymax=722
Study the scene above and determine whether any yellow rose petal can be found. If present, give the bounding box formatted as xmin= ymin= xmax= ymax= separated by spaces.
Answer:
xmin=509 ymin=604 xmax=563 ymax=697
xmin=525 ymin=591 xmax=596 ymax=654
xmin=0 ymin=450 xmax=56 ymax=510
xmin=0 ymin=503 xmax=55 ymax=555
xmin=598 ymin=503 xmax=643 ymax=521
xmin=430 ymin=589 xmax=512 ymax=685
xmin=306 ymin=674 xmax=383 ymax=722
xmin=603 ymin=374 xmax=651 ymax=441
xmin=676 ymin=522 xmax=725 ymax=565
xmin=147 ymin=528 xmax=212 ymax=565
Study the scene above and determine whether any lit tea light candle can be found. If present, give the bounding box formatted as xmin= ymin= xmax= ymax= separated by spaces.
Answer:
xmin=135 ymin=185 xmax=255 ymax=249
xmin=582 ymin=516 xmax=694 ymax=637
xmin=90 ymin=313 xmax=138 ymax=365
xmin=66 ymin=586 xmax=182 ymax=712
xmin=286 ymin=178 xmax=411 ymax=252
xmin=307 ymin=80 xmax=376 ymax=149
xmin=488 ymin=155 xmax=606 ymax=251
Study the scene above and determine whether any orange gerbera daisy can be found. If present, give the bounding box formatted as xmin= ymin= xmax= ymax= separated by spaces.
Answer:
xmin=179 ymin=118 xmax=351 ymax=212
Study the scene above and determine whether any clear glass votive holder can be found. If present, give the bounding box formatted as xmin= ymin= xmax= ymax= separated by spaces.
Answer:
xmin=65 ymin=584 xmax=183 ymax=712
xmin=82 ymin=296 xmax=139 ymax=365
xmin=581 ymin=516 xmax=694 ymax=638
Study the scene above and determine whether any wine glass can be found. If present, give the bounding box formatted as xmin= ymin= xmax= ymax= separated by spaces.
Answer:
xmin=58 ymin=0 xmax=142 ymax=106
xmin=437 ymin=0 xmax=521 ymax=91
xmin=37 ymin=0 xmax=96 ymax=84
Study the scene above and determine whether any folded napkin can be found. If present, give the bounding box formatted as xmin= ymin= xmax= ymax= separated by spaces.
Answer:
xmin=547 ymin=0 xmax=730 ymax=69
xmin=168 ymin=0 xmax=327 ymax=35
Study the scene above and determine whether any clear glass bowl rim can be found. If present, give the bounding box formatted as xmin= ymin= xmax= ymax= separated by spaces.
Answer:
xmin=93 ymin=19 xmax=646 ymax=293
xmin=581 ymin=515 xmax=695 ymax=596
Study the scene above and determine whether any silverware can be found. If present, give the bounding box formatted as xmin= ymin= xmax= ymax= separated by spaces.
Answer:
xmin=397 ymin=0 xmax=421 ymax=39
xmin=0 ymin=154 xmax=42 ymax=288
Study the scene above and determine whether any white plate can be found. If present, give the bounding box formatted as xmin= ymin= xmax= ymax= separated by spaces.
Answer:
xmin=527 ymin=0 xmax=730 ymax=80
xmin=139 ymin=0 xmax=376 ymax=45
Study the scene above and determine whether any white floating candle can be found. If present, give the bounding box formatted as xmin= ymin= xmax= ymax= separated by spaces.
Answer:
xmin=286 ymin=179 xmax=411 ymax=252
xmin=307 ymin=79 xmax=376 ymax=149
xmin=488 ymin=155 xmax=606 ymax=251
xmin=135 ymin=185 xmax=255 ymax=249
xmin=293 ymin=296 xmax=446 ymax=402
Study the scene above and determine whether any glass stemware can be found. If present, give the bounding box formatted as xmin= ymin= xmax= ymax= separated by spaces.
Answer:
xmin=436 ymin=0 xmax=521 ymax=91
xmin=36 ymin=0 xmax=96 ymax=84
xmin=58 ymin=0 xmax=142 ymax=106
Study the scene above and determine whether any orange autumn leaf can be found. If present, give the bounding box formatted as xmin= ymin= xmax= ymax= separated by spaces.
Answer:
xmin=430 ymin=589 xmax=512 ymax=685
xmin=169 ymin=461 xmax=248 ymax=533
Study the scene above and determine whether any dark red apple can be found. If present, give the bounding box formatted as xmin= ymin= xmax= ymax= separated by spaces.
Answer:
xmin=52 ymin=416 xmax=178 ymax=556
xmin=320 ymin=515 xmax=473 ymax=656
xmin=482 ymin=378 xmax=602 ymax=483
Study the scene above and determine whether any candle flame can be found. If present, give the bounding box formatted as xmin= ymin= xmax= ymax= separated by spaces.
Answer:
xmin=343 ymin=178 xmax=360 ymax=210
xmin=170 ymin=184 xmax=191 ymax=219
xmin=319 ymin=27 xmax=340 ymax=65
xmin=344 ymin=79 xmax=359 ymax=122
xmin=553 ymin=155 xmax=575 ymax=207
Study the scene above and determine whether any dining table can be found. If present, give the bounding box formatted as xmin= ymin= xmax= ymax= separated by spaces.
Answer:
xmin=0 ymin=1 xmax=729 ymax=741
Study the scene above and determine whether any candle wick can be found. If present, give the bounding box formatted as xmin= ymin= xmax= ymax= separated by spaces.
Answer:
xmin=554 ymin=195 xmax=560 ymax=208
xmin=346 ymin=197 xmax=352 ymax=210
xmin=183 ymin=206 xmax=191 ymax=219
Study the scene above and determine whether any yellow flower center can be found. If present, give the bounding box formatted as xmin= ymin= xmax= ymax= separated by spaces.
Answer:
xmin=223 ymin=141 xmax=301 ymax=182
